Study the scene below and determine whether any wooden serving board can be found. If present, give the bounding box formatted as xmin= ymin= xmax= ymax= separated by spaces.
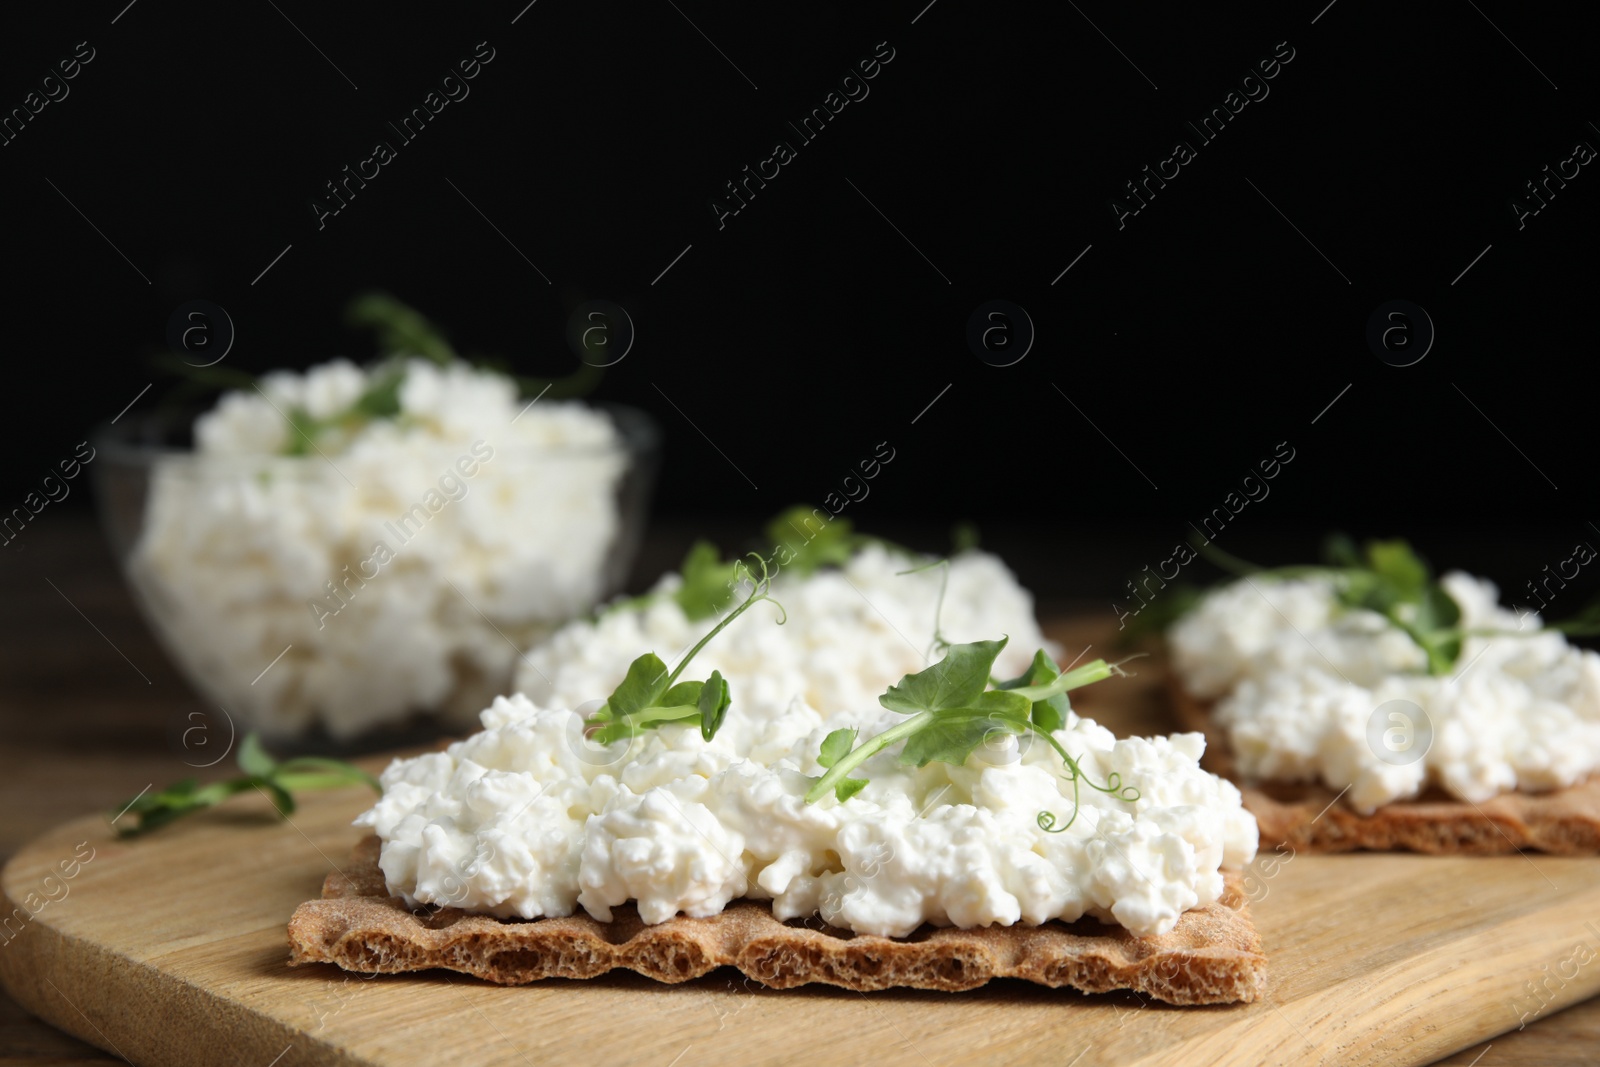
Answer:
xmin=3 ymin=685 xmax=1599 ymax=1066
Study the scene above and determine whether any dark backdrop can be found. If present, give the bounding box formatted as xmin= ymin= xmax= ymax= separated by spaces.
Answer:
xmin=2 ymin=0 xmax=1595 ymax=607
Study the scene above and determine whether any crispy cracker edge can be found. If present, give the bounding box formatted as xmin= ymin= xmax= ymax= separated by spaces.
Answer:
xmin=1167 ymin=673 xmax=1600 ymax=854
xmin=286 ymin=836 xmax=1266 ymax=1005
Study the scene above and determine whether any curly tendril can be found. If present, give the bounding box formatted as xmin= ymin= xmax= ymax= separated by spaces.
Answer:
xmin=1035 ymin=739 xmax=1142 ymax=833
xmin=735 ymin=552 xmax=788 ymax=625
xmin=1036 ymin=810 xmax=1068 ymax=833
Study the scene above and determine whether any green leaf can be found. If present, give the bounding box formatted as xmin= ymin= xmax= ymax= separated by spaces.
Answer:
xmin=995 ymin=649 xmax=1072 ymax=733
xmin=673 ymin=541 xmax=739 ymax=621
xmin=589 ymin=670 xmax=724 ymax=745
xmin=1334 ymin=569 xmax=1389 ymax=613
xmin=969 ymin=687 xmax=1032 ymax=723
xmin=282 ymin=406 xmax=320 ymax=456
xmin=833 ymin=777 xmax=869 ymax=802
xmin=1356 ymin=542 xmax=1460 ymax=675
xmin=660 ymin=680 xmax=706 ymax=709
xmin=1391 ymin=616 xmax=1461 ymax=676
xmin=801 ymin=770 xmax=871 ymax=803
xmin=1364 ymin=540 xmax=1429 ymax=598
xmin=236 ymin=733 xmax=276 ymax=778
xmin=880 ymin=638 xmax=1009 ymax=716
xmin=698 ymin=670 xmax=730 ymax=741
xmin=605 ymin=653 xmax=671 ymax=720
xmin=143 ymin=778 xmax=199 ymax=808
xmin=114 ymin=747 xmax=376 ymax=838
xmin=1427 ymin=631 xmax=1462 ymax=674
xmin=126 ymin=806 xmax=187 ymax=835
xmin=1413 ymin=583 xmax=1461 ymax=633
xmin=951 ymin=521 xmax=981 ymax=554
xmin=765 ymin=506 xmax=860 ymax=577
xmin=1209 ymin=534 xmax=1479 ymax=676
xmin=817 ymin=728 xmax=857 ymax=769
xmin=585 ymin=555 xmax=785 ymax=746
xmin=808 ymin=632 xmax=1122 ymax=806
xmin=589 ymin=710 xmax=682 ymax=745
xmin=1396 ymin=585 xmax=1464 ymax=676
xmin=349 ymin=365 xmax=405 ymax=420
xmin=345 ymin=292 xmax=457 ymax=365
xmin=252 ymin=776 xmax=296 ymax=817
xmin=898 ymin=700 xmax=1028 ymax=768
xmin=809 ymin=726 xmax=872 ymax=803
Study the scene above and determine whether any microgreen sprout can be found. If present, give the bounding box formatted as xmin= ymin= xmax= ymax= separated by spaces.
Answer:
xmin=606 ymin=508 xmax=915 ymax=625
xmin=802 ymin=637 xmax=1140 ymax=832
xmin=584 ymin=553 xmax=786 ymax=744
xmin=154 ymin=294 xmax=603 ymax=455
xmin=1184 ymin=534 xmax=1600 ymax=676
xmin=113 ymin=733 xmax=379 ymax=838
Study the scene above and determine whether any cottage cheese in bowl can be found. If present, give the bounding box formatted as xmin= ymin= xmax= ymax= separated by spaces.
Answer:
xmin=358 ymin=548 xmax=1258 ymax=938
xmin=106 ymin=357 xmax=653 ymax=741
xmin=1169 ymin=572 xmax=1600 ymax=812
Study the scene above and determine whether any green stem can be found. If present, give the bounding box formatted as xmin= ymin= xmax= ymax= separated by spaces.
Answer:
xmin=1006 ymin=659 xmax=1113 ymax=703
xmin=274 ymin=771 xmax=380 ymax=792
xmin=664 ymin=559 xmax=783 ymax=690
xmin=1037 ymin=730 xmax=1136 ymax=800
xmin=625 ymin=704 xmax=701 ymax=727
xmin=191 ymin=780 xmax=255 ymax=806
xmin=895 ymin=558 xmax=953 ymax=658
xmin=804 ymin=711 xmax=933 ymax=803
xmin=1190 ymin=537 xmax=1265 ymax=577
xmin=1038 ymin=764 xmax=1084 ymax=833
xmin=1033 ymin=728 xmax=1138 ymax=832
xmin=276 ymin=757 xmax=381 ymax=790
xmin=592 ymin=704 xmax=701 ymax=742
xmin=1037 ymin=731 xmax=1090 ymax=782
xmin=1193 ymin=536 xmax=1336 ymax=584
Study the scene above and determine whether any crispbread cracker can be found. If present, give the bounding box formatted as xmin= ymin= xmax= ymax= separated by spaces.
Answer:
xmin=287 ymin=836 xmax=1266 ymax=1005
xmin=1168 ymin=674 xmax=1600 ymax=853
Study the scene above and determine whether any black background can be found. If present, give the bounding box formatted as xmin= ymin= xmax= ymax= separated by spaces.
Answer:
xmin=2 ymin=0 xmax=1596 ymax=608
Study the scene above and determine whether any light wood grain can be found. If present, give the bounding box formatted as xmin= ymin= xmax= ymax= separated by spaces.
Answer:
xmin=2 ymin=521 xmax=1597 ymax=1065
xmin=5 ymin=664 xmax=1600 ymax=1066
xmin=6 ymin=780 xmax=1600 ymax=1067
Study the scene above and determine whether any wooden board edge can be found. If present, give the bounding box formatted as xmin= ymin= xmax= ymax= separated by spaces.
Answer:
xmin=0 ymin=877 xmax=378 ymax=1067
xmin=5 ymin=812 xmax=1600 ymax=1067
xmin=1220 ymin=944 xmax=1600 ymax=1066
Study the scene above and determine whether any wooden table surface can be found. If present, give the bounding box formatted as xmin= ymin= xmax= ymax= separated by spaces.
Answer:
xmin=1 ymin=516 xmax=1595 ymax=1065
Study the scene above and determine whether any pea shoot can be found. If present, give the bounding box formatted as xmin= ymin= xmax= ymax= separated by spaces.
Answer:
xmin=584 ymin=554 xmax=785 ymax=744
xmin=803 ymin=637 xmax=1140 ymax=833
xmin=1189 ymin=535 xmax=1600 ymax=676
xmin=113 ymin=734 xmax=378 ymax=838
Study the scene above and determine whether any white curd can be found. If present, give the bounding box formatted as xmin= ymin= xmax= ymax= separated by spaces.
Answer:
xmin=1169 ymin=572 xmax=1600 ymax=812
xmin=359 ymin=549 xmax=1258 ymax=938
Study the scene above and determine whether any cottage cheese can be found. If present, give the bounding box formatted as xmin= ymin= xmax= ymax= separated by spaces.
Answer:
xmin=516 ymin=546 xmax=1053 ymax=717
xmin=129 ymin=358 xmax=628 ymax=739
xmin=1169 ymin=572 xmax=1600 ymax=812
xmin=358 ymin=550 xmax=1258 ymax=938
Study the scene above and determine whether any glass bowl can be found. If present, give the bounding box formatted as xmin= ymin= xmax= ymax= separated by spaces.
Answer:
xmin=92 ymin=403 xmax=658 ymax=749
